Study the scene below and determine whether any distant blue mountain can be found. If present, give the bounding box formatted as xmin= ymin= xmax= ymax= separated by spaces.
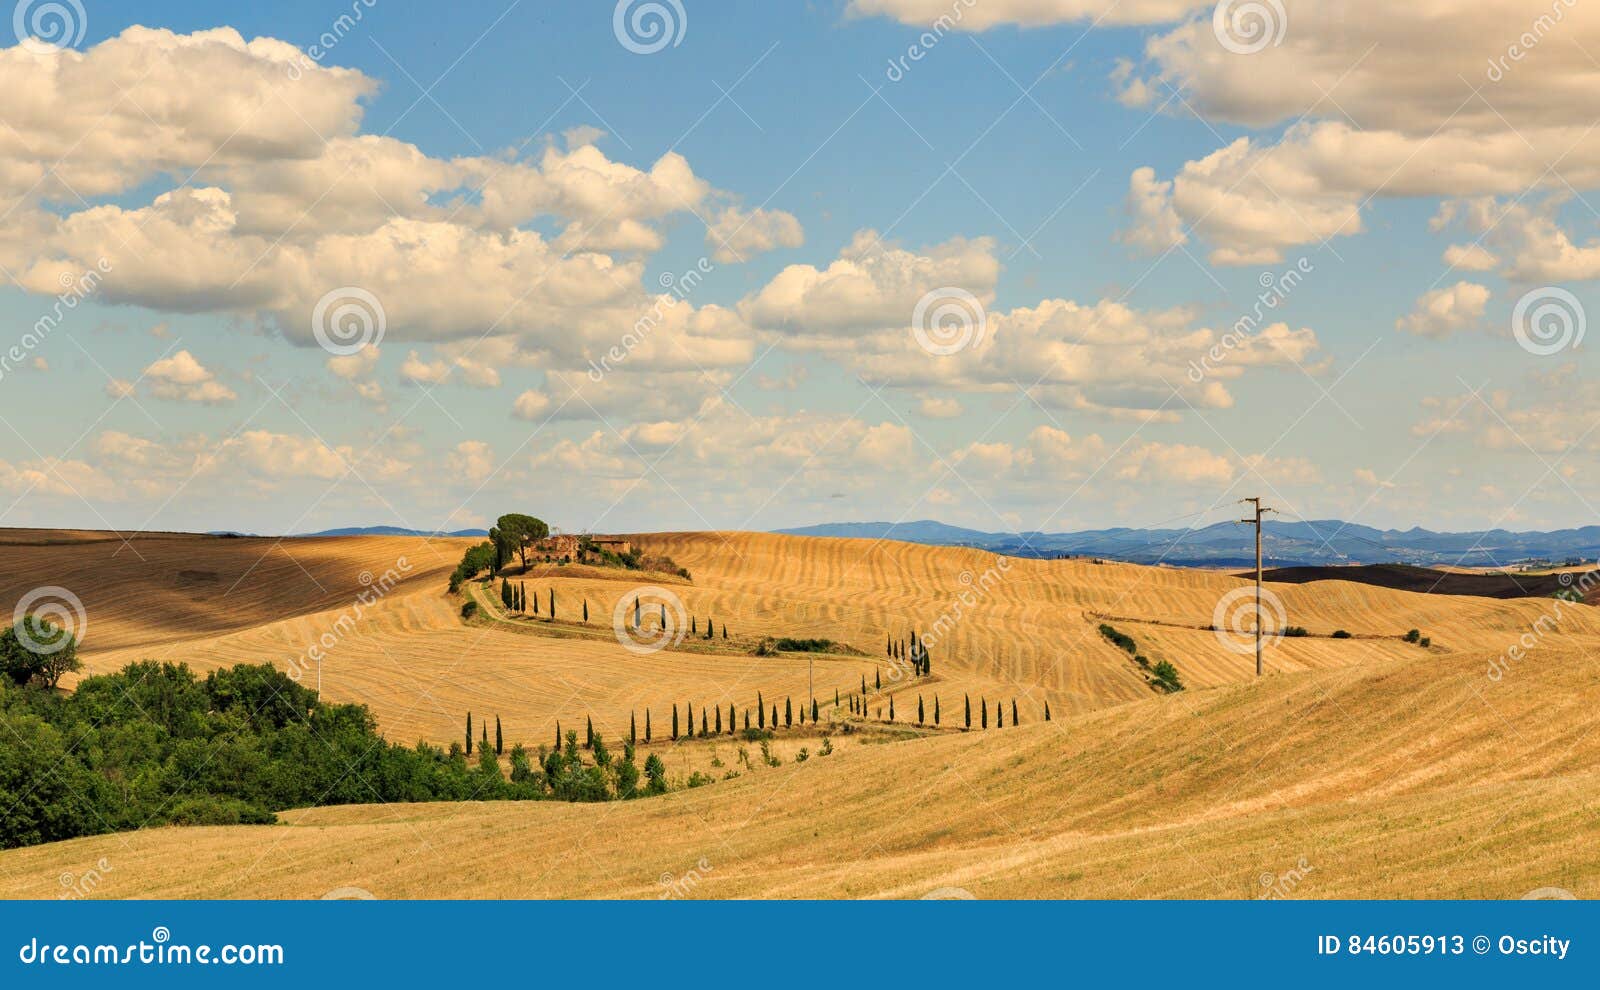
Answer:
xmin=295 ymin=525 xmax=489 ymax=538
xmin=775 ymin=519 xmax=1600 ymax=568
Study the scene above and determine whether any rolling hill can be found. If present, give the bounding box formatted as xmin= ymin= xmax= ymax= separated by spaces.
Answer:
xmin=0 ymin=527 xmax=1595 ymax=898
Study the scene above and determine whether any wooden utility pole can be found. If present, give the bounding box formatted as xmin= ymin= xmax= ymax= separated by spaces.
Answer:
xmin=1239 ymin=497 xmax=1277 ymax=677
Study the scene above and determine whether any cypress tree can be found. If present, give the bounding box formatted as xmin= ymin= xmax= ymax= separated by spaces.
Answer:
xmin=583 ymin=599 xmax=589 ymax=622
xmin=861 ymin=675 xmax=867 ymax=695
xmin=660 ymin=603 xmax=667 ymax=627
xmin=672 ymin=704 xmax=679 ymax=740
xmin=811 ymin=699 xmax=819 ymax=721
xmin=500 ymin=579 xmax=511 ymax=609
xmin=634 ymin=596 xmax=641 ymax=627
xmin=934 ymin=696 xmax=941 ymax=725
xmin=887 ymin=635 xmax=892 ymax=657
xmin=645 ymin=709 xmax=652 ymax=743
xmin=964 ymin=695 xmax=971 ymax=729
xmin=997 ymin=702 xmax=1003 ymax=728
xmin=555 ymin=719 xmax=561 ymax=750
xmin=728 ymin=703 xmax=735 ymax=735
xmin=548 ymin=588 xmax=555 ymax=617
xmin=533 ymin=590 xmax=539 ymax=615
xmin=744 ymin=710 xmax=750 ymax=730
xmin=758 ymin=693 xmax=765 ymax=728
xmin=785 ymin=697 xmax=793 ymax=727
xmin=631 ymin=711 xmax=637 ymax=745
xmin=875 ymin=669 xmax=881 ymax=690
xmin=691 ymin=616 xmax=697 ymax=634
xmin=835 ymin=689 xmax=840 ymax=707
xmin=466 ymin=712 xmax=473 ymax=755
xmin=701 ymin=709 xmax=708 ymax=737
xmin=723 ymin=625 xmax=728 ymax=639
xmin=495 ymin=715 xmax=503 ymax=755
xmin=686 ymin=702 xmax=693 ymax=738
xmin=715 ymin=706 xmax=722 ymax=734
xmin=482 ymin=723 xmax=489 ymax=750
xmin=981 ymin=698 xmax=988 ymax=729
xmin=918 ymin=695 xmax=924 ymax=725
xmin=1012 ymin=700 xmax=1018 ymax=725
xmin=771 ymin=704 xmax=778 ymax=728
xmin=888 ymin=695 xmax=894 ymax=721
xmin=520 ymin=582 xmax=527 ymax=611
xmin=1044 ymin=701 xmax=1051 ymax=721
xmin=586 ymin=715 xmax=593 ymax=750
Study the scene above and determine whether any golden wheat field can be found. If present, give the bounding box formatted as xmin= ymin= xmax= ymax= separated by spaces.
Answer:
xmin=1 ymin=528 xmax=1596 ymax=899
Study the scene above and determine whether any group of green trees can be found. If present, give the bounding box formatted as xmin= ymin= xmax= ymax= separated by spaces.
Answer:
xmin=1098 ymin=622 xmax=1184 ymax=693
xmin=888 ymin=631 xmax=931 ymax=676
xmin=1 ymin=617 xmax=81 ymax=689
xmin=502 ymin=579 xmax=569 ymax=620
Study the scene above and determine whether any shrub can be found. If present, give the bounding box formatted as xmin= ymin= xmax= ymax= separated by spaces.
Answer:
xmin=773 ymin=638 xmax=833 ymax=653
xmin=1331 ymin=629 xmax=1352 ymax=639
xmin=460 ymin=600 xmax=479 ymax=619
xmin=1098 ymin=624 xmax=1137 ymax=655
xmin=1403 ymin=629 xmax=1422 ymax=644
xmin=1151 ymin=660 xmax=1184 ymax=692
xmin=1283 ymin=626 xmax=1308 ymax=637
xmin=1419 ymin=636 xmax=1432 ymax=648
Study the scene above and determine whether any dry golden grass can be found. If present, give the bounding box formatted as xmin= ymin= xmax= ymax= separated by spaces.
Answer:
xmin=1 ymin=644 xmax=1593 ymax=899
xmin=3 ymin=527 xmax=1597 ymax=899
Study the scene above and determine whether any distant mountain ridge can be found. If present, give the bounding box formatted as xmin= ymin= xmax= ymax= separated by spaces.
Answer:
xmin=775 ymin=519 xmax=1600 ymax=568
xmin=295 ymin=526 xmax=489 ymax=538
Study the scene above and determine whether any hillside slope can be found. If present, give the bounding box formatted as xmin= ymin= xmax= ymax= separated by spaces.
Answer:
xmin=0 ymin=646 xmax=1592 ymax=899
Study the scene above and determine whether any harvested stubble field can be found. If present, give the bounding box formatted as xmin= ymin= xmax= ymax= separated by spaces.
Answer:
xmin=1 ymin=528 xmax=1596 ymax=899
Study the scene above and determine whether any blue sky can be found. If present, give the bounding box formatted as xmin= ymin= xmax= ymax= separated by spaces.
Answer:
xmin=0 ymin=0 xmax=1594 ymax=537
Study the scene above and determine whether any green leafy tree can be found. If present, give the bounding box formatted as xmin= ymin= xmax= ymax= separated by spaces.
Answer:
xmin=494 ymin=513 xmax=550 ymax=570
xmin=644 ymin=754 xmax=667 ymax=795
xmin=0 ymin=618 xmax=80 ymax=688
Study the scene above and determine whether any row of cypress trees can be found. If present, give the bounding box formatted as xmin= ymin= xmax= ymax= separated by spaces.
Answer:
xmin=464 ymin=712 xmax=505 ymax=756
xmin=502 ymin=580 xmax=577 ymax=621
